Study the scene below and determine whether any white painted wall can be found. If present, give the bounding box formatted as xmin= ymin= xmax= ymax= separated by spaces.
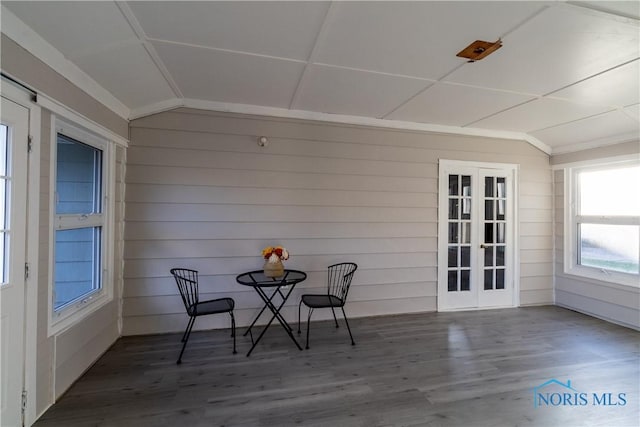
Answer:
xmin=123 ymin=108 xmax=554 ymax=336
xmin=2 ymin=33 xmax=128 ymax=421
xmin=552 ymin=142 xmax=640 ymax=330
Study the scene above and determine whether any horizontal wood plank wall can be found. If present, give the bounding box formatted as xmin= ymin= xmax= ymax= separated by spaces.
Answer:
xmin=554 ymin=167 xmax=640 ymax=330
xmin=123 ymin=108 xmax=553 ymax=335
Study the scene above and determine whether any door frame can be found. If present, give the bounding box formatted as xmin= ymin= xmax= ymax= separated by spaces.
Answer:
xmin=2 ymin=81 xmax=41 ymax=426
xmin=437 ymin=159 xmax=520 ymax=311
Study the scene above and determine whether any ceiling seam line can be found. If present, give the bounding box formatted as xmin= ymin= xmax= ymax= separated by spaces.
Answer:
xmin=528 ymin=108 xmax=621 ymax=134
xmin=289 ymin=1 xmax=337 ymax=110
xmin=115 ymin=1 xmax=183 ymax=100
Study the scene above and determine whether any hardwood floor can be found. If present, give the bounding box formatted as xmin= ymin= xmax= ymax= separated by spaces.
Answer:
xmin=34 ymin=306 xmax=639 ymax=427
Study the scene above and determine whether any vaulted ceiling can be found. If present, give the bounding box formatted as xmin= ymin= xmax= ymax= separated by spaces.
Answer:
xmin=3 ymin=1 xmax=639 ymax=154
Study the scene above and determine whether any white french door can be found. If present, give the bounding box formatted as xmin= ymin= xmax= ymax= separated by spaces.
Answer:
xmin=0 ymin=96 xmax=29 ymax=426
xmin=437 ymin=160 xmax=518 ymax=311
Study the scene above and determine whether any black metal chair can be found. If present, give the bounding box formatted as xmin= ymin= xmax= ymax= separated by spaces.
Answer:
xmin=170 ymin=268 xmax=236 ymax=364
xmin=298 ymin=262 xmax=358 ymax=349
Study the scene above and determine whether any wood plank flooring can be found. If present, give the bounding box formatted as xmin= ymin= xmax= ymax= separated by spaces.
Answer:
xmin=34 ymin=306 xmax=639 ymax=426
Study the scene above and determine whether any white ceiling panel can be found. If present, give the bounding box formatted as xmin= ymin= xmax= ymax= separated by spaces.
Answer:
xmin=3 ymin=1 xmax=137 ymax=58
xmin=530 ymin=110 xmax=640 ymax=148
xmin=72 ymin=43 xmax=175 ymax=109
xmin=624 ymin=103 xmax=640 ymax=120
xmin=294 ymin=65 xmax=431 ymax=118
xmin=152 ymin=41 xmax=305 ymax=108
xmin=314 ymin=1 xmax=545 ymax=80
xmin=4 ymin=1 xmax=639 ymax=154
xmin=387 ymin=83 xmax=534 ymax=126
xmin=473 ymin=98 xmax=613 ymax=132
xmin=574 ymin=1 xmax=640 ymax=19
xmin=548 ymin=59 xmax=640 ymax=108
xmin=128 ymin=1 xmax=330 ymax=61
xmin=445 ymin=4 xmax=640 ymax=95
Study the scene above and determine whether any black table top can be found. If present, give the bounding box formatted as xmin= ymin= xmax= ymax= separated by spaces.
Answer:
xmin=236 ymin=269 xmax=307 ymax=287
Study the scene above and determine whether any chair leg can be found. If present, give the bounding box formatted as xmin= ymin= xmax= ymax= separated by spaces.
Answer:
xmin=305 ymin=307 xmax=314 ymax=350
xmin=298 ymin=299 xmax=304 ymax=334
xmin=330 ymin=307 xmax=339 ymax=328
xmin=230 ymin=312 xmax=237 ymax=354
xmin=177 ymin=316 xmax=196 ymax=364
xmin=181 ymin=316 xmax=195 ymax=342
xmin=341 ymin=307 xmax=355 ymax=346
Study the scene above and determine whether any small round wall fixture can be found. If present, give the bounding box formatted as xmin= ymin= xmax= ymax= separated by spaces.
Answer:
xmin=257 ymin=136 xmax=269 ymax=147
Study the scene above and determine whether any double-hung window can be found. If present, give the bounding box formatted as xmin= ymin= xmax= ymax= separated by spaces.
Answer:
xmin=566 ymin=160 xmax=640 ymax=286
xmin=51 ymin=119 xmax=112 ymax=330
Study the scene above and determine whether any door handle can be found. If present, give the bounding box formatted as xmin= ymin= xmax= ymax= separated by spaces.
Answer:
xmin=480 ymin=244 xmax=487 ymax=249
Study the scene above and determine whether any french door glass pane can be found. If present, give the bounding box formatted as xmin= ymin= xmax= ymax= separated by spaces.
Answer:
xmin=461 ymin=198 xmax=471 ymax=219
xmin=448 ymin=271 xmax=457 ymax=291
xmin=579 ymin=224 xmax=639 ymax=274
xmin=496 ymin=269 xmax=505 ymax=289
xmin=0 ymin=124 xmax=7 ymax=176
xmin=485 ymin=223 xmax=494 ymax=243
xmin=448 ymin=223 xmax=458 ymax=243
xmin=449 ymin=199 xmax=458 ymax=219
xmin=484 ymin=248 xmax=493 ymax=267
xmin=462 ymin=175 xmax=471 ymax=196
xmin=460 ymin=270 xmax=470 ymax=291
xmin=448 ymin=246 xmax=457 ymax=267
xmin=449 ymin=175 xmax=458 ymax=196
xmin=496 ymin=246 xmax=505 ymax=267
xmin=497 ymin=223 xmax=505 ymax=243
xmin=484 ymin=269 xmax=493 ymax=290
xmin=485 ymin=200 xmax=493 ymax=220
xmin=485 ymin=177 xmax=493 ymax=197
xmin=497 ymin=177 xmax=506 ymax=197
xmin=461 ymin=246 xmax=470 ymax=267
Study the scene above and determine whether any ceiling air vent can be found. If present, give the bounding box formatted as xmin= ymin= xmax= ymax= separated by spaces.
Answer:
xmin=456 ymin=39 xmax=502 ymax=62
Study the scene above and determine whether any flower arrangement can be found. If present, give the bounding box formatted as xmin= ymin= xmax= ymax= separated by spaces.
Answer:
xmin=262 ymin=246 xmax=289 ymax=263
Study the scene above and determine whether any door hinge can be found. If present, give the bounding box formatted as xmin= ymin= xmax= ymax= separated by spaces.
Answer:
xmin=21 ymin=390 xmax=27 ymax=421
xmin=24 ymin=263 xmax=30 ymax=280
xmin=27 ymin=135 xmax=33 ymax=153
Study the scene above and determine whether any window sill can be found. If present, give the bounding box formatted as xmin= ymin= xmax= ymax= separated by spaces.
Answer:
xmin=48 ymin=291 xmax=112 ymax=336
xmin=561 ymin=267 xmax=639 ymax=291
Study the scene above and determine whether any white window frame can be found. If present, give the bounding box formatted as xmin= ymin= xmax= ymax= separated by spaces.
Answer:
xmin=564 ymin=158 xmax=640 ymax=288
xmin=48 ymin=116 xmax=115 ymax=335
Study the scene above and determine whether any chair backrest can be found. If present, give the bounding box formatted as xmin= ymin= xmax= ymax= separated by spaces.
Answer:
xmin=327 ymin=262 xmax=358 ymax=303
xmin=170 ymin=268 xmax=199 ymax=311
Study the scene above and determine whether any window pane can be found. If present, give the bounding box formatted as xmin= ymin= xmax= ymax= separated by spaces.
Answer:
xmin=54 ymin=227 xmax=101 ymax=310
xmin=496 ymin=246 xmax=505 ymax=267
xmin=484 ymin=269 xmax=493 ymax=290
xmin=496 ymin=269 xmax=505 ymax=289
xmin=56 ymin=134 xmax=102 ymax=215
xmin=497 ymin=200 xmax=505 ymax=220
xmin=462 ymin=175 xmax=471 ymax=197
xmin=448 ymin=246 xmax=458 ymax=268
xmin=497 ymin=223 xmax=505 ymax=243
xmin=580 ymin=224 xmax=639 ymax=274
xmin=461 ymin=222 xmax=471 ymax=244
xmin=485 ymin=223 xmax=494 ymax=243
xmin=448 ymin=271 xmax=458 ymax=292
xmin=448 ymin=223 xmax=458 ymax=244
xmin=460 ymin=270 xmax=470 ymax=291
xmin=461 ymin=198 xmax=471 ymax=220
xmin=448 ymin=175 xmax=458 ymax=196
xmin=448 ymin=198 xmax=458 ymax=219
xmin=485 ymin=177 xmax=494 ymax=197
xmin=484 ymin=247 xmax=493 ymax=267
xmin=460 ymin=246 xmax=470 ymax=267
xmin=497 ymin=177 xmax=506 ymax=198
xmin=485 ymin=200 xmax=494 ymax=220
xmin=580 ymin=166 xmax=640 ymax=216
